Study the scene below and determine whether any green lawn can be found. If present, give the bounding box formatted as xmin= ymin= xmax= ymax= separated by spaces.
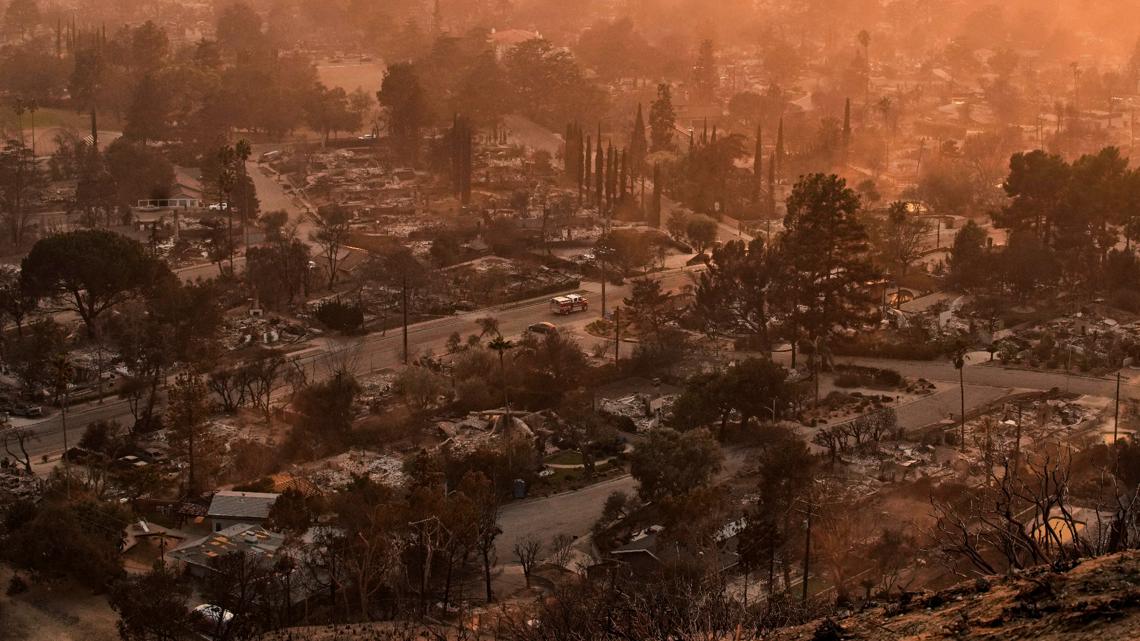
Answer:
xmin=545 ymin=449 xmax=585 ymax=466
xmin=533 ymin=460 xmax=620 ymax=496
xmin=0 ymin=107 xmax=124 ymax=132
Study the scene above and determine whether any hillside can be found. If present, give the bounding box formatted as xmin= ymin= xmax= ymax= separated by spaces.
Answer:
xmin=772 ymin=552 xmax=1140 ymax=641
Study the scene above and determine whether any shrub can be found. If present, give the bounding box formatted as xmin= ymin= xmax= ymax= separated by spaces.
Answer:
xmin=833 ymin=336 xmax=949 ymax=361
xmin=315 ymin=299 xmax=364 ymax=333
xmin=7 ymin=575 xmax=28 ymax=595
xmin=1110 ymin=288 xmax=1140 ymax=313
xmin=833 ymin=365 xmax=904 ymax=389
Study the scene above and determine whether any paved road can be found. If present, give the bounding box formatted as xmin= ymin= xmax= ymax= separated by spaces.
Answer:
xmin=495 ymin=448 xmax=748 ymax=560
xmin=15 ymin=265 xmax=702 ymax=461
xmin=838 ymin=357 xmax=1125 ymax=400
xmin=491 ymin=356 xmax=1129 ymax=565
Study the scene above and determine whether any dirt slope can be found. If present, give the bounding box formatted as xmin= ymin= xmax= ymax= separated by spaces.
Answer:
xmin=772 ymin=551 xmax=1140 ymax=641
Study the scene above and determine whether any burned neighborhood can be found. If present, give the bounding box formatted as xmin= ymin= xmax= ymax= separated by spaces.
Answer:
xmin=0 ymin=0 xmax=1139 ymax=640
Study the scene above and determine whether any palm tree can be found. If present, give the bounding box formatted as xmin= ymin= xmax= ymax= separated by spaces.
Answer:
xmin=858 ymin=30 xmax=872 ymax=105
xmin=951 ymin=343 xmax=969 ymax=451
xmin=488 ymin=335 xmax=515 ymax=412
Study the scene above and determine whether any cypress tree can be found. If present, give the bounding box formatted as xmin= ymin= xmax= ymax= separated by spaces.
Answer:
xmin=606 ymin=144 xmax=615 ymax=208
xmin=462 ymin=118 xmax=472 ymax=204
xmin=585 ymin=135 xmax=593 ymax=201
xmin=619 ymin=149 xmax=628 ymax=201
xmin=449 ymin=116 xmax=473 ymax=204
xmin=775 ymin=117 xmax=785 ymax=182
xmin=630 ymin=104 xmax=648 ymax=180
xmin=564 ymin=123 xmax=573 ymax=179
xmin=753 ymin=124 xmax=763 ymax=205
xmin=451 ymin=114 xmax=461 ymax=194
xmin=577 ymin=131 xmax=585 ymax=201
xmin=767 ymin=152 xmax=776 ymax=219
xmin=843 ymin=98 xmax=852 ymax=145
xmin=650 ymin=164 xmax=662 ymax=228
xmin=595 ymin=134 xmax=604 ymax=209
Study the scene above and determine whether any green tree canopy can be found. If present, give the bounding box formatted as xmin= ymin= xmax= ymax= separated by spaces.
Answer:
xmin=629 ymin=427 xmax=723 ymax=502
xmin=20 ymin=230 xmax=170 ymax=337
xmin=779 ymin=173 xmax=877 ymax=350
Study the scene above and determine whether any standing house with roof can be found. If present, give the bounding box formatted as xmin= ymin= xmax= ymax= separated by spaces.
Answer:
xmin=168 ymin=524 xmax=286 ymax=579
xmin=206 ymin=490 xmax=280 ymax=532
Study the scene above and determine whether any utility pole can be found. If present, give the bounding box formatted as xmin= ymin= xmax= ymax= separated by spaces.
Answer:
xmin=54 ymin=356 xmax=72 ymax=499
xmin=959 ymin=365 xmax=966 ymax=451
xmin=60 ymin=394 xmax=69 ymax=498
xmin=1114 ymin=370 xmax=1121 ymax=445
xmin=801 ymin=498 xmax=812 ymax=606
xmin=812 ymin=336 xmax=821 ymax=408
xmin=402 ymin=271 xmax=409 ymax=365
xmin=600 ymin=258 xmax=607 ymax=318
xmin=1014 ymin=403 xmax=1022 ymax=470
xmin=614 ymin=307 xmax=621 ymax=362
xmin=28 ymin=100 xmax=37 ymax=158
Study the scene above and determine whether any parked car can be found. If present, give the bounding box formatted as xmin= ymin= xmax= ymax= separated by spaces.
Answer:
xmin=8 ymin=404 xmax=42 ymax=418
xmin=192 ymin=603 xmax=235 ymax=634
xmin=527 ymin=322 xmax=558 ymax=335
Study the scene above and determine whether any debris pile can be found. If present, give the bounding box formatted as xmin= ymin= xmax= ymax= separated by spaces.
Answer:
xmin=438 ymin=411 xmax=535 ymax=453
xmin=444 ymin=257 xmax=580 ymax=305
xmin=305 ymin=449 xmax=407 ymax=489
xmin=994 ymin=310 xmax=1140 ymax=373
xmin=0 ymin=467 xmax=41 ymax=501
xmin=599 ymin=394 xmax=676 ymax=432
xmin=224 ymin=314 xmax=313 ymax=350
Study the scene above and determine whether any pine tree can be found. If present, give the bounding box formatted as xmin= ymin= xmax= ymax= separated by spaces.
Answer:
xmin=778 ymin=174 xmax=877 ymax=362
xmin=450 ymin=115 xmax=474 ymax=203
xmin=692 ymin=39 xmax=718 ymax=104
xmin=649 ymin=83 xmax=676 ymax=152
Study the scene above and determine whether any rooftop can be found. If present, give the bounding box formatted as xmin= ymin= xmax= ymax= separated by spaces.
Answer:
xmin=206 ymin=490 xmax=280 ymax=521
xmin=169 ymin=523 xmax=285 ymax=570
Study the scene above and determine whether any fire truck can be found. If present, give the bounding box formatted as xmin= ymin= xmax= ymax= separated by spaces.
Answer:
xmin=549 ymin=294 xmax=589 ymax=315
